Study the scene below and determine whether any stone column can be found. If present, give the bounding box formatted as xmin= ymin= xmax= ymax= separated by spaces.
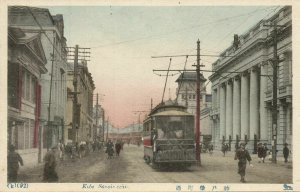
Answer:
xmin=240 ymin=72 xmax=249 ymax=141
xmin=219 ymin=83 xmax=226 ymax=140
xmin=226 ymin=80 xmax=233 ymax=140
xmin=250 ymin=67 xmax=259 ymax=140
xmin=260 ymin=63 xmax=268 ymax=141
xmin=232 ymin=76 xmax=241 ymax=141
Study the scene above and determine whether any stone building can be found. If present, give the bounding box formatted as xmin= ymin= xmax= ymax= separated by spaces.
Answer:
xmin=175 ymin=72 xmax=212 ymax=143
xmin=93 ymin=104 xmax=105 ymax=141
xmin=8 ymin=6 xmax=68 ymax=150
xmin=65 ymin=60 xmax=95 ymax=144
xmin=8 ymin=26 xmax=47 ymax=166
xmin=209 ymin=6 xmax=292 ymax=153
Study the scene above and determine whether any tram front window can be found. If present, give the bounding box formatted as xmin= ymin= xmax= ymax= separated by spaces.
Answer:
xmin=156 ymin=116 xmax=194 ymax=139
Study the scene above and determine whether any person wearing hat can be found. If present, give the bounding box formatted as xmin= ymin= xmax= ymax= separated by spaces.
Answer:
xmin=283 ymin=143 xmax=290 ymax=163
xmin=7 ymin=144 xmax=23 ymax=182
xmin=234 ymin=142 xmax=252 ymax=183
xmin=43 ymin=145 xmax=58 ymax=182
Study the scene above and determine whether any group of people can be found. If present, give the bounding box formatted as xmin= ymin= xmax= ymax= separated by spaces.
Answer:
xmin=105 ymin=140 xmax=124 ymax=159
xmin=234 ymin=142 xmax=291 ymax=183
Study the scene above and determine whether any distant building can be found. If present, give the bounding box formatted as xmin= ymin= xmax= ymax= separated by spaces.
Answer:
xmin=65 ymin=60 xmax=95 ymax=144
xmin=7 ymin=26 xmax=47 ymax=165
xmin=209 ymin=6 xmax=292 ymax=153
xmin=175 ymin=72 xmax=212 ymax=143
xmin=108 ymin=124 xmax=143 ymax=144
xmin=93 ymin=104 xmax=105 ymax=141
xmin=8 ymin=6 xmax=68 ymax=149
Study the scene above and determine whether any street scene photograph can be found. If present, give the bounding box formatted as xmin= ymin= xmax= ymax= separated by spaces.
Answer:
xmin=2 ymin=2 xmax=297 ymax=191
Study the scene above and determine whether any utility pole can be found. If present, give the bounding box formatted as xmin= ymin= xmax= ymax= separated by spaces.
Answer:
xmin=195 ymin=39 xmax=201 ymax=165
xmin=271 ymin=22 xmax=278 ymax=164
xmin=264 ymin=21 xmax=284 ymax=163
xmin=95 ymin=93 xmax=99 ymax=140
xmin=106 ymin=117 xmax=109 ymax=142
xmin=46 ymin=36 xmax=55 ymax=151
xmin=67 ymin=45 xmax=91 ymax=143
xmin=72 ymin=45 xmax=79 ymax=142
xmin=102 ymin=109 xmax=105 ymax=142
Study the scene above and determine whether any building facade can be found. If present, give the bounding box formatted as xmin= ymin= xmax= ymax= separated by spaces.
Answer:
xmin=93 ymin=104 xmax=105 ymax=142
xmin=8 ymin=27 xmax=47 ymax=165
xmin=65 ymin=60 xmax=95 ymax=144
xmin=8 ymin=6 xmax=68 ymax=150
xmin=175 ymin=72 xmax=212 ymax=143
xmin=209 ymin=6 xmax=292 ymax=153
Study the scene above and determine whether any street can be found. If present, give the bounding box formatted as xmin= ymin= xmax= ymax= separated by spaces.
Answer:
xmin=19 ymin=145 xmax=292 ymax=183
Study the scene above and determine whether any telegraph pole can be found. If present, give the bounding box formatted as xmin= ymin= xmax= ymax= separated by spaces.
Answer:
xmin=67 ymin=45 xmax=91 ymax=142
xmin=102 ymin=109 xmax=105 ymax=142
xmin=264 ymin=21 xmax=285 ymax=163
xmin=95 ymin=93 xmax=99 ymax=140
xmin=106 ymin=117 xmax=109 ymax=142
xmin=271 ymin=22 xmax=278 ymax=164
xmin=72 ymin=45 xmax=79 ymax=142
xmin=195 ymin=39 xmax=201 ymax=165
xmin=46 ymin=37 xmax=55 ymax=151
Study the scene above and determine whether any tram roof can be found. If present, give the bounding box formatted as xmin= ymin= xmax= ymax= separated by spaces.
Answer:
xmin=152 ymin=110 xmax=194 ymax=117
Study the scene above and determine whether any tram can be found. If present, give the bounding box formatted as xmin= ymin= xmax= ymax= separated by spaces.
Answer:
xmin=143 ymin=100 xmax=196 ymax=168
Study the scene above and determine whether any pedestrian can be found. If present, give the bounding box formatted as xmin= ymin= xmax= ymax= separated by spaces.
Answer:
xmin=221 ymin=143 xmax=228 ymax=157
xmin=58 ymin=140 xmax=64 ymax=161
xmin=106 ymin=139 xmax=114 ymax=159
xmin=208 ymin=143 xmax=214 ymax=155
xmin=283 ymin=143 xmax=290 ymax=163
xmin=115 ymin=140 xmax=122 ymax=156
xmin=92 ymin=140 xmax=96 ymax=152
xmin=43 ymin=146 xmax=58 ymax=182
xmin=257 ymin=143 xmax=263 ymax=163
xmin=261 ymin=143 xmax=268 ymax=163
xmin=7 ymin=144 xmax=23 ymax=182
xmin=234 ymin=143 xmax=252 ymax=183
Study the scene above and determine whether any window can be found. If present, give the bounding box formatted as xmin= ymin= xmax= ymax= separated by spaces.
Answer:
xmin=192 ymin=94 xmax=195 ymax=99
xmin=22 ymin=69 xmax=26 ymax=99
xmin=26 ymin=72 xmax=30 ymax=100
xmin=8 ymin=62 xmax=20 ymax=108
xmin=31 ymin=77 xmax=36 ymax=103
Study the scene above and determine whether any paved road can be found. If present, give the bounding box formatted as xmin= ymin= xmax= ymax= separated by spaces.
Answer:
xmin=19 ymin=145 xmax=292 ymax=183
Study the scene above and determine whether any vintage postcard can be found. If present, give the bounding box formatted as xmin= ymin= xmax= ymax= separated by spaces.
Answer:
xmin=1 ymin=0 xmax=299 ymax=191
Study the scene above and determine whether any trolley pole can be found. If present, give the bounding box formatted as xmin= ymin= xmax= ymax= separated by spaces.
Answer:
xmin=195 ymin=39 xmax=201 ymax=165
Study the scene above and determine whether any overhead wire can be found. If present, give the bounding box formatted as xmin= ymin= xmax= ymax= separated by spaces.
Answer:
xmin=90 ymin=6 xmax=276 ymax=49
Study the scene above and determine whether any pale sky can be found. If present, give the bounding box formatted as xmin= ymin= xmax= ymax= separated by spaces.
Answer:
xmin=45 ymin=5 xmax=281 ymax=128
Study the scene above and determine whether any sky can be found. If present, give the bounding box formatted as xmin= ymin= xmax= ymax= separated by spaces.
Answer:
xmin=45 ymin=5 xmax=281 ymax=128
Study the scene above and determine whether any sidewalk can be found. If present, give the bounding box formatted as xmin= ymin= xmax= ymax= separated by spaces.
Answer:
xmin=18 ymin=150 xmax=105 ymax=183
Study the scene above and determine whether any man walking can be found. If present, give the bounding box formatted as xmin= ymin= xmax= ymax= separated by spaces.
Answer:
xmin=234 ymin=143 xmax=252 ymax=183
xmin=283 ymin=143 xmax=290 ymax=163
xmin=43 ymin=146 xmax=58 ymax=182
xmin=7 ymin=145 xmax=23 ymax=182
